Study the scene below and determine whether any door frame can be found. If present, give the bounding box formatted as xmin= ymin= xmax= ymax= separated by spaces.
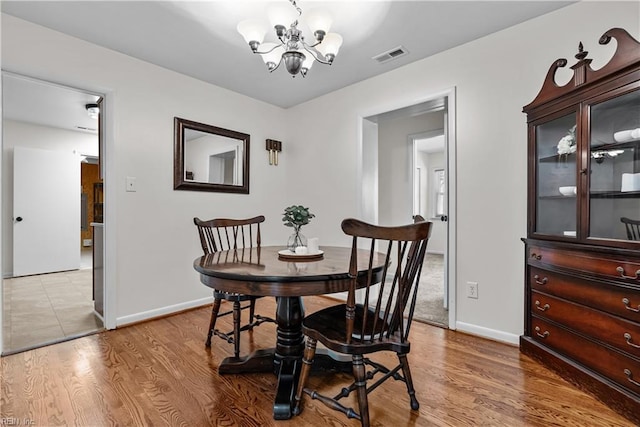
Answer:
xmin=357 ymin=87 xmax=457 ymax=329
xmin=0 ymin=73 xmax=116 ymax=353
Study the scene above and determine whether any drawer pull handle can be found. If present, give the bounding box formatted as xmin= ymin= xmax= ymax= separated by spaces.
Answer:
xmin=535 ymin=301 xmax=550 ymax=312
xmin=622 ymin=298 xmax=640 ymax=313
xmin=624 ymin=333 xmax=640 ymax=349
xmin=534 ymin=275 xmax=548 ymax=285
xmin=624 ymin=369 xmax=640 ymax=388
xmin=530 ymin=253 xmax=542 ymax=261
xmin=535 ymin=326 xmax=549 ymax=339
xmin=616 ymin=266 xmax=640 ymax=280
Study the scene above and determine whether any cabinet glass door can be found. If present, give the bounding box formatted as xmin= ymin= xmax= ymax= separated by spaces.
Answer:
xmin=589 ymin=88 xmax=640 ymax=242
xmin=535 ymin=113 xmax=577 ymax=237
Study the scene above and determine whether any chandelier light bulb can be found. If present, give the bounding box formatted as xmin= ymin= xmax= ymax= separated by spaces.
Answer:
xmin=300 ymin=50 xmax=315 ymax=77
xmin=302 ymin=51 xmax=314 ymax=69
xmin=317 ymin=32 xmax=343 ymax=61
xmin=237 ymin=19 xmax=267 ymax=48
xmin=304 ymin=8 xmax=332 ymax=41
xmin=267 ymin=3 xmax=298 ymax=29
xmin=260 ymin=42 xmax=285 ymax=71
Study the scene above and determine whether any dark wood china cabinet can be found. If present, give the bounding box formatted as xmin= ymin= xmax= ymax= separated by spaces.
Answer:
xmin=521 ymin=28 xmax=640 ymax=423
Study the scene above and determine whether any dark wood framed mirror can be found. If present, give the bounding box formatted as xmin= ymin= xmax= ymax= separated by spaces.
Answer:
xmin=174 ymin=117 xmax=250 ymax=194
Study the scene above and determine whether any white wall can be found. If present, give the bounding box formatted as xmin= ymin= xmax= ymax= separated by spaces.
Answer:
xmin=1 ymin=14 xmax=289 ymax=326
xmin=2 ymin=119 xmax=98 ymax=276
xmin=377 ymin=112 xmax=444 ymax=226
xmin=360 ymin=119 xmax=378 ymax=225
xmin=284 ymin=1 xmax=640 ymax=342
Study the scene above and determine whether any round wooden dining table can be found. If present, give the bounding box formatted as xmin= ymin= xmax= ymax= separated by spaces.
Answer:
xmin=194 ymin=245 xmax=385 ymax=420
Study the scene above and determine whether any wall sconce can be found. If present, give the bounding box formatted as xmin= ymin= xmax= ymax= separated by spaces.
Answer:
xmin=266 ymin=139 xmax=282 ymax=165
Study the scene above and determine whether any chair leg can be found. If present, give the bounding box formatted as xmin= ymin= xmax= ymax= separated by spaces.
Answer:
xmin=205 ymin=297 xmax=222 ymax=348
xmin=232 ymin=301 xmax=241 ymax=358
xmin=248 ymin=298 xmax=256 ymax=327
xmin=352 ymin=354 xmax=370 ymax=427
xmin=398 ymin=353 xmax=419 ymax=410
xmin=293 ymin=337 xmax=317 ymax=416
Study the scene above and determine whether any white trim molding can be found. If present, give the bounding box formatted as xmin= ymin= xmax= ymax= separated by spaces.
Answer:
xmin=116 ymin=296 xmax=213 ymax=327
xmin=456 ymin=321 xmax=520 ymax=346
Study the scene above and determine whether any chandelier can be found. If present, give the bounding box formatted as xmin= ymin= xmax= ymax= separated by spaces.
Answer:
xmin=237 ymin=0 xmax=343 ymax=77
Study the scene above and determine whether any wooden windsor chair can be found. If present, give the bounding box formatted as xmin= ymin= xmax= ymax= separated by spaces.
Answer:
xmin=293 ymin=215 xmax=432 ymax=427
xmin=194 ymin=216 xmax=276 ymax=357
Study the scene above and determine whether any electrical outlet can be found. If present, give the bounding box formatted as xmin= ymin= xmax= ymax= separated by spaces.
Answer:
xmin=467 ymin=282 xmax=478 ymax=299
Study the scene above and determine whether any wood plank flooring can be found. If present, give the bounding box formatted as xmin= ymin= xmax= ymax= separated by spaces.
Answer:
xmin=1 ymin=296 xmax=635 ymax=426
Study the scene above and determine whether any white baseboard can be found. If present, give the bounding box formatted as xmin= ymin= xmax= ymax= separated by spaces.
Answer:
xmin=116 ymin=296 xmax=213 ymax=327
xmin=455 ymin=321 xmax=520 ymax=345
xmin=114 ymin=300 xmax=521 ymax=347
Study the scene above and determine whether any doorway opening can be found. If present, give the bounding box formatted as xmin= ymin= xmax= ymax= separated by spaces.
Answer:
xmin=359 ymin=89 xmax=456 ymax=328
xmin=410 ymin=130 xmax=447 ymax=325
xmin=1 ymin=73 xmax=106 ymax=354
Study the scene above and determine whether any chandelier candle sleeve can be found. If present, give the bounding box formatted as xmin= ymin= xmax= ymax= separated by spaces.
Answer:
xmin=237 ymin=0 xmax=343 ymax=77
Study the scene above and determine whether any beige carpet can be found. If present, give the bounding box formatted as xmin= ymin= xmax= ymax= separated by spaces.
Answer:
xmin=414 ymin=253 xmax=448 ymax=326
xmin=378 ymin=253 xmax=448 ymax=327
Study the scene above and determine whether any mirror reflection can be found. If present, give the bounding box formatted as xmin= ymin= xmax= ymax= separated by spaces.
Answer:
xmin=184 ymin=129 xmax=244 ymax=185
xmin=174 ymin=117 xmax=249 ymax=193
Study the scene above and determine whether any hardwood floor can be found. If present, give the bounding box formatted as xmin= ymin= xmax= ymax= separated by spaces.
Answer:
xmin=0 ymin=296 xmax=635 ymax=426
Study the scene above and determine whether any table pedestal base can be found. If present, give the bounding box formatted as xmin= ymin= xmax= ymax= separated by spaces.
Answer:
xmin=218 ymin=349 xmax=275 ymax=374
xmin=219 ymin=349 xmax=352 ymax=419
xmin=217 ymin=297 xmax=351 ymax=420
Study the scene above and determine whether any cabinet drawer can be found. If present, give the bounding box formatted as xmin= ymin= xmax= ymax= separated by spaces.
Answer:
xmin=528 ymin=245 xmax=640 ymax=283
xmin=531 ymin=317 xmax=640 ymax=397
xmin=529 ymin=267 xmax=640 ymax=323
xmin=531 ymin=291 xmax=640 ymax=358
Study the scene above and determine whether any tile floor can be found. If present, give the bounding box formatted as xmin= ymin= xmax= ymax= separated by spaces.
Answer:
xmin=2 ymin=249 xmax=103 ymax=354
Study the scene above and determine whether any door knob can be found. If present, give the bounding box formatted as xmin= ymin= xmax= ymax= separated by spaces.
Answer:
xmin=15 ymin=216 xmax=23 ymax=222
xmin=440 ymin=215 xmax=448 ymax=222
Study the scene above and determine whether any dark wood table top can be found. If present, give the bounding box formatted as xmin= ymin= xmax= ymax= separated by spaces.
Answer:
xmin=194 ymin=246 xmax=385 ymax=297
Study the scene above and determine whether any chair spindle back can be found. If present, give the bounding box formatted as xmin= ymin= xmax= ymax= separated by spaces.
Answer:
xmin=341 ymin=216 xmax=432 ymax=346
xmin=194 ymin=216 xmax=264 ymax=254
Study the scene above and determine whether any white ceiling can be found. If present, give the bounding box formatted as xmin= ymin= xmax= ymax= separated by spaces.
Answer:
xmin=3 ymin=73 xmax=101 ymax=134
xmin=416 ymin=135 xmax=445 ymax=153
xmin=1 ymin=0 xmax=573 ymax=115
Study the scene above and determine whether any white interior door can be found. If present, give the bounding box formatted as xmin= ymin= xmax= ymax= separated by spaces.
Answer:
xmin=13 ymin=146 xmax=80 ymax=276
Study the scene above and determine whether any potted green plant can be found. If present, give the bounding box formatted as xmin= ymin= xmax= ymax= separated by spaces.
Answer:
xmin=282 ymin=205 xmax=315 ymax=251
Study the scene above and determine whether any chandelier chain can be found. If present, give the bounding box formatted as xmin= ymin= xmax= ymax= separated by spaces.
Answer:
xmin=289 ymin=0 xmax=303 ymax=19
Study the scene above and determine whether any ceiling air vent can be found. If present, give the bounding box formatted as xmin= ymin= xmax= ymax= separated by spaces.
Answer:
xmin=372 ymin=46 xmax=409 ymax=64
xmin=75 ymin=126 xmax=97 ymax=132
